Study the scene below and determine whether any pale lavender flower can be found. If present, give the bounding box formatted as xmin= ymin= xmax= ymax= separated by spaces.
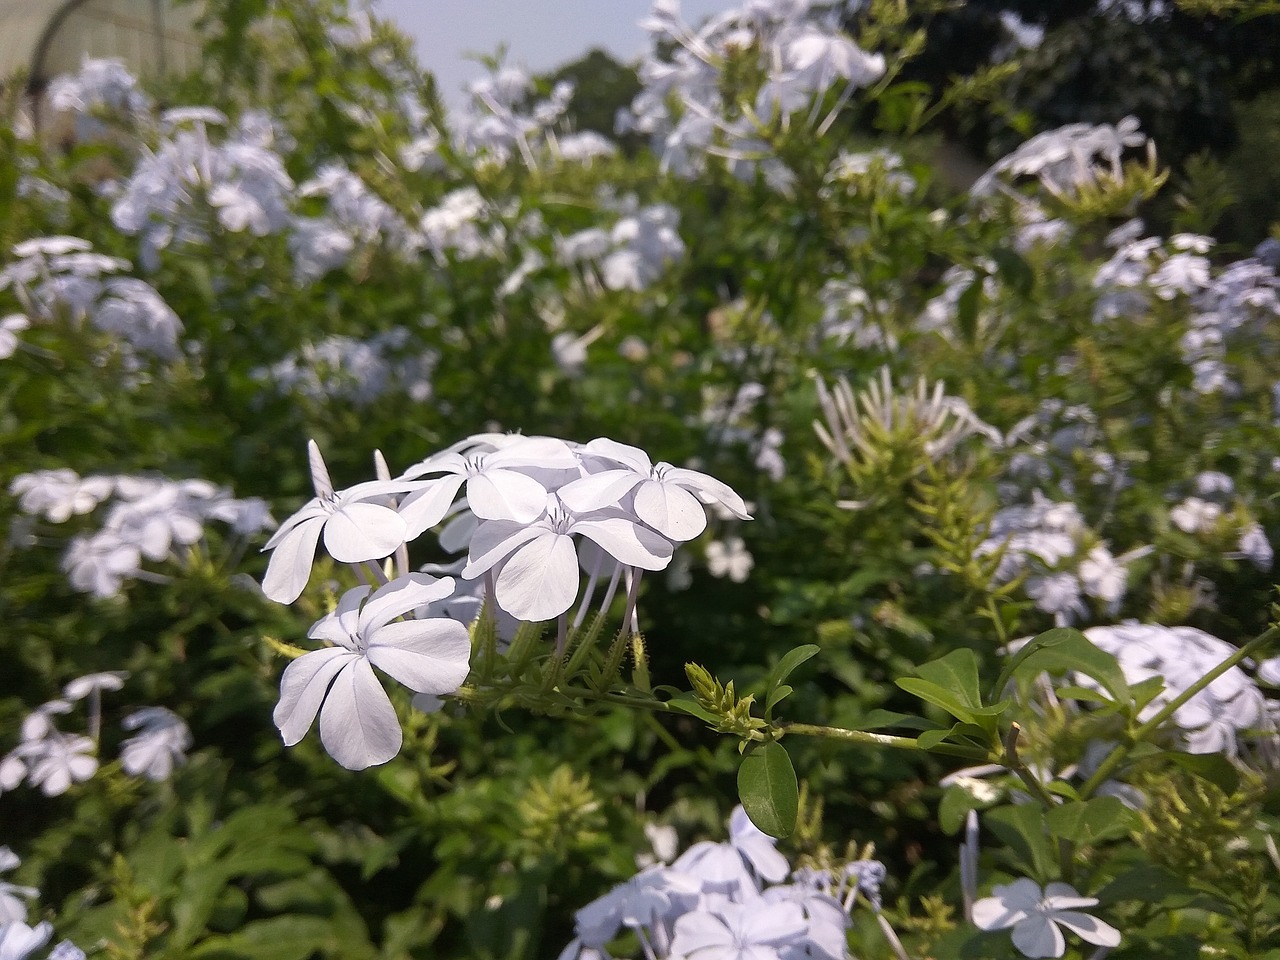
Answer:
xmin=120 ymin=707 xmax=192 ymax=780
xmin=1083 ymin=624 xmax=1271 ymax=755
xmin=668 ymin=899 xmax=807 ymax=960
xmin=62 ymin=672 xmax=127 ymax=703
xmin=0 ymin=920 xmax=54 ymax=960
xmin=273 ymin=574 xmax=471 ymax=769
xmin=559 ymin=437 xmax=751 ymax=542
xmin=706 ymin=537 xmax=753 ymax=583
xmin=973 ymin=878 xmax=1119 ymax=958
xmin=9 ymin=470 xmax=113 ymax=523
xmin=25 ymin=735 xmax=98 ymax=796
xmin=463 ymin=494 xmax=673 ymax=622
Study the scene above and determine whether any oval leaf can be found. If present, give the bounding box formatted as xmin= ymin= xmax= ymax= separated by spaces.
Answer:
xmin=737 ymin=741 xmax=799 ymax=839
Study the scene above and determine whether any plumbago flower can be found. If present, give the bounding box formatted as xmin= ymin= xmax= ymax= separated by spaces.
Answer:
xmin=262 ymin=433 xmax=750 ymax=766
xmin=559 ymin=805 xmax=885 ymax=960
xmin=273 ymin=574 xmax=471 ymax=770
xmin=973 ymin=878 xmax=1120 ymax=958
xmin=261 ymin=440 xmax=424 ymax=603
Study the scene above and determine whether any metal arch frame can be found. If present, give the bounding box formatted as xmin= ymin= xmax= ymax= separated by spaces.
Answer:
xmin=28 ymin=0 xmax=169 ymax=90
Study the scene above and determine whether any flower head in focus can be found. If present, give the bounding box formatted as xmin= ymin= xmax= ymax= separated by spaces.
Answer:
xmin=273 ymin=574 xmax=471 ymax=769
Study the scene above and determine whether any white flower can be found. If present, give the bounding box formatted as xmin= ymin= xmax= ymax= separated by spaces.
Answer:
xmin=273 ymin=574 xmax=471 ymax=770
xmin=63 ymin=671 xmax=127 ymax=702
xmin=706 ymin=537 xmax=753 ymax=583
xmin=25 ymin=735 xmax=98 ymax=796
xmin=9 ymin=470 xmax=113 ymax=523
xmin=261 ymin=440 xmax=423 ymax=604
xmin=463 ymin=495 xmax=673 ymax=622
xmin=559 ymin=438 xmax=751 ymax=542
xmin=120 ymin=707 xmax=192 ymax=780
xmin=1170 ymin=496 xmax=1222 ymax=534
xmin=0 ymin=920 xmax=53 ymax=960
xmin=0 ymin=848 xmax=38 ymax=925
xmin=399 ymin=434 xmax=580 ymax=537
xmin=972 ymin=878 xmax=1119 ymax=958
xmin=0 ymin=314 xmax=28 ymax=359
xmin=668 ymin=899 xmax=807 ymax=960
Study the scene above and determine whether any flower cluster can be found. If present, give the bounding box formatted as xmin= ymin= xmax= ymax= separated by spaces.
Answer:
xmin=0 ymin=236 xmax=182 ymax=359
xmin=622 ymin=0 xmax=884 ymax=179
xmin=110 ymin=106 xmax=294 ymax=269
xmin=559 ymin=806 xmax=885 ymax=960
xmin=0 ymin=672 xmax=191 ymax=797
xmin=260 ymin=435 xmax=749 ymax=767
xmin=252 ymin=327 xmax=438 ymax=406
xmin=10 ymin=469 xmax=273 ymax=598
xmin=1080 ymin=623 xmax=1277 ymax=755
xmin=0 ymin=847 xmax=86 ymax=960
xmin=971 ymin=116 xmax=1146 ymax=201
xmin=977 ymin=493 xmax=1152 ymax=626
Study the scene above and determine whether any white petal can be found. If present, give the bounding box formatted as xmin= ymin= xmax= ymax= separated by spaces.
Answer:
xmin=262 ymin=500 xmax=325 ymax=550
xmin=261 ymin=516 xmax=325 ymax=603
xmin=572 ymin=517 xmax=672 ymax=570
xmin=307 ymin=440 xmax=334 ymax=499
xmin=273 ymin=648 xmax=352 ymax=746
xmin=1011 ymin=916 xmax=1065 ymax=958
xmin=669 ymin=911 xmax=732 ymax=955
xmin=664 ymin=466 xmax=752 ymax=518
xmin=495 ymin=533 xmax=579 ymax=621
xmin=489 ymin=435 xmax=579 ymax=469
xmin=1051 ymin=911 xmax=1120 ymax=947
xmin=322 ymin=502 xmax=406 ymax=563
xmin=308 ymin=585 xmax=370 ymax=646
xmin=463 ymin=519 xmax=544 ymax=578
xmin=466 ymin=469 xmax=548 ymax=522
xmin=557 ymin=470 xmax=644 ymax=512
xmin=397 ymin=475 xmax=466 ymax=538
xmin=582 ymin=437 xmax=652 ymax=472
xmin=358 ymin=574 xmax=457 ymax=634
xmin=633 ymin=480 xmax=707 ymax=541
xmin=318 ymin=659 xmax=402 ymax=770
xmin=367 ymin=619 xmax=471 ymax=694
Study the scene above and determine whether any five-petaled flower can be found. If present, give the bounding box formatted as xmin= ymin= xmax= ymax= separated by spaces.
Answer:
xmin=972 ymin=878 xmax=1120 ymax=958
xmin=272 ymin=574 xmax=471 ymax=769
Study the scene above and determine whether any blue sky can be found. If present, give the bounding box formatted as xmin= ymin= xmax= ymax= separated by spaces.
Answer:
xmin=375 ymin=0 xmax=740 ymax=110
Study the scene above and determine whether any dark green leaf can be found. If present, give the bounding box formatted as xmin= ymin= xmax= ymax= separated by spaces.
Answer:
xmin=737 ymin=741 xmax=799 ymax=839
xmin=1045 ymin=797 xmax=1136 ymax=845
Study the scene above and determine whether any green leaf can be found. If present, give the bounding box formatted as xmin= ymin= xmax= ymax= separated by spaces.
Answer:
xmin=767 ymin=644 xmax=820 ymax=687
xmin=898 ymin=649 xmax=1006 ymax=733
xmin=917 ymin=722 xmax=990 ymax=751
xmin=1159 ymin=750 xmax=1241 ymax=795
xmin=1045 ymin=797 xmax=1136 ymax=845
xmin=737 ymin=741 xmax=799 ymax=839
xmin=765 ymin=683 xmax=794 ymax=712
xmin=986 ymin=803 xmax=1055 ymax=880
xmin=665 ymin=695 xmax=721 ymax=726
xmin=998 ymin=628 xmax=1129 ymax=706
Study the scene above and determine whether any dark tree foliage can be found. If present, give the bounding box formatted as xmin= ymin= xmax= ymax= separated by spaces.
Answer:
xmin=539 ymin=48 xmax=645 ymax=152
xmin=851 ymin=0 xmax=1280 ymax=241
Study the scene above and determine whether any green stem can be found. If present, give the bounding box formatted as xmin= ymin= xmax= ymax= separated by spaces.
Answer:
xmin=449 ymin=684 xmax=993 ymax=760
xmin=1079 ymin=624 xmax=1279 ymax=798
xmin=778 ymin=721 xmax=990 ymax=761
